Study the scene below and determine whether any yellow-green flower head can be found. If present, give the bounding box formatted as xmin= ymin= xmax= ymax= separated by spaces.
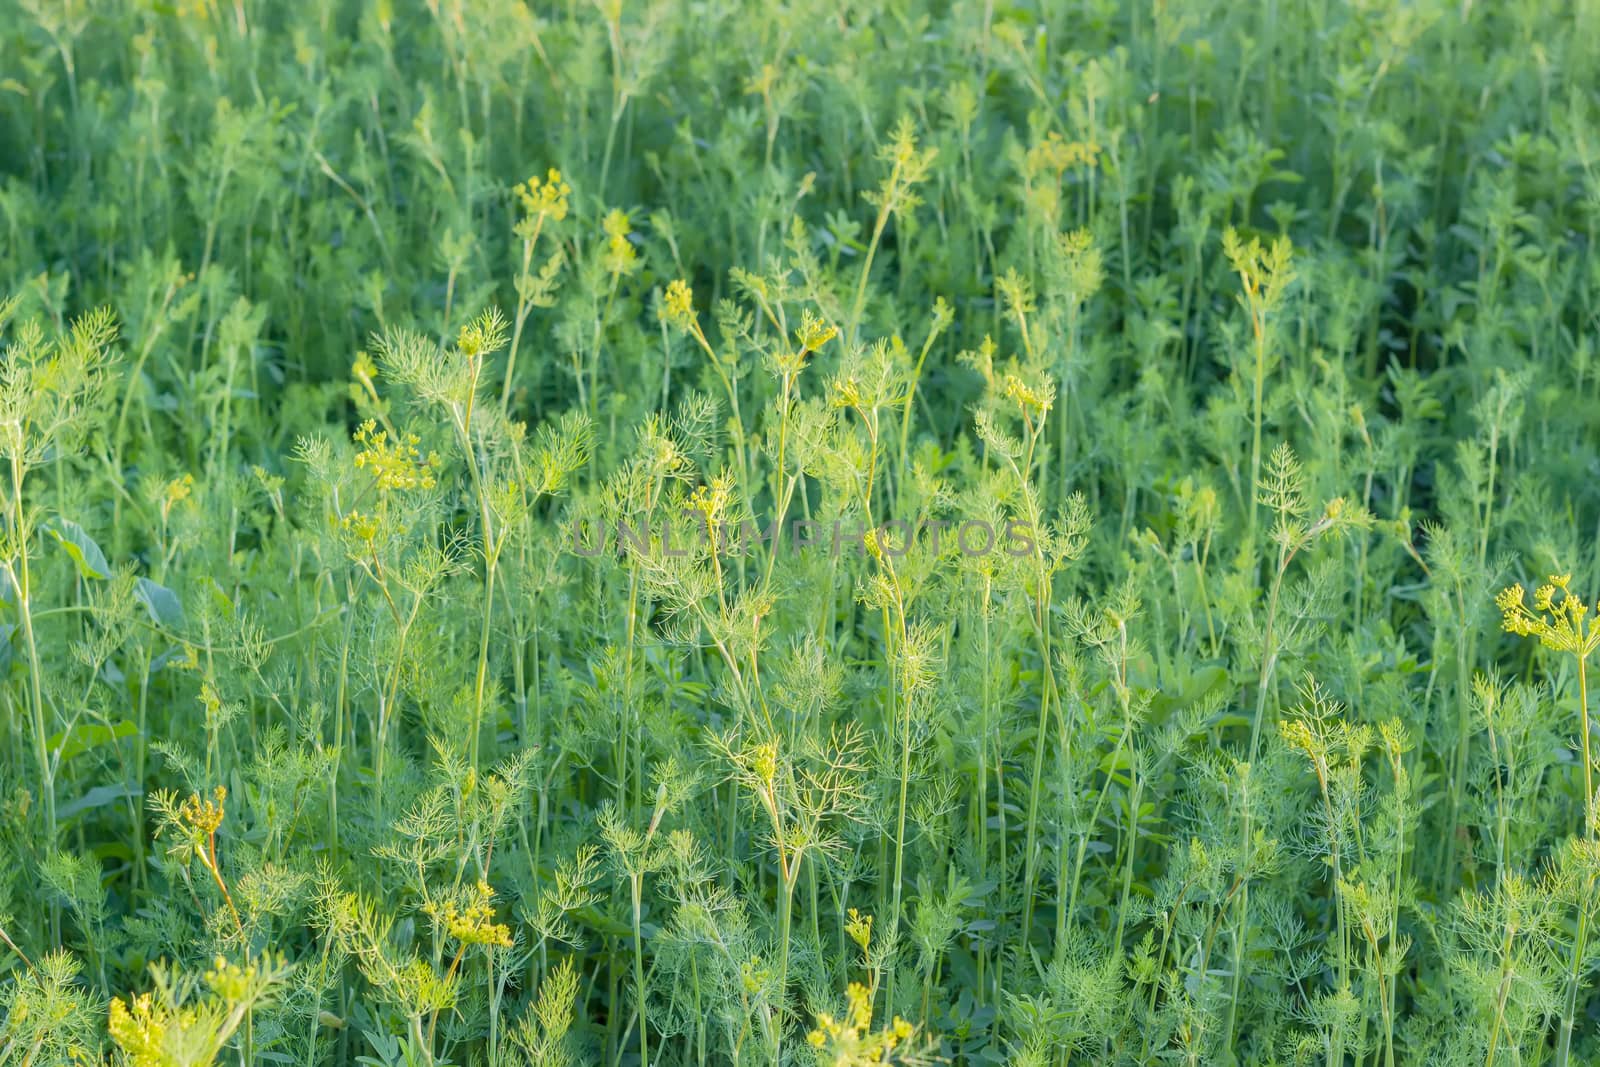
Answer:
xmin=804 ymin=981 xmax=919 ymax=1059
xmin=459 ymin=323 xmax=487 ymax=359
xmin=602 ymin=209 xmax=639 ymax=276
xmin=1002 ymin=373 xmax=1052 ymax=416
xmin=750 ymin=741 xmax=779 ymax=784
xmin=1497 ymin=574 xmax=1599 ymax=656
xmin=1026 ymin=131 xmax=1100 ymax=179
xmin=844 ymin=907 xmax=872 ymax=952
xmin=428 ymin=881 xmax=513 ymax=949
xmin=796 ymin=309 xmax=838 ymax=353
xmin=353 ymin=420 xmax=440 ymax=492
xmin=108 ymin=993 xmax=165 ymax=1067
xmin=663 ymin=279 xmax=695 ymax=330
xmin=830 ymin=376 xmax=862 ymax=409
xmin=601 ymin=208 xmax=631 ymax=240
xmin=205 ymin=957 xmax=260 ymax=1001
xmin=340 ymin=510 xmax=381 ymax=545
xmin=515 ymin=168 xmax=571 ymax=222
xmin=179 ymin=786 xmax=227 ymax=835
xmin=740 ymin=956 xmax=770 ymax=994
xmin=687 ymin=475 xmax=734 ymax=526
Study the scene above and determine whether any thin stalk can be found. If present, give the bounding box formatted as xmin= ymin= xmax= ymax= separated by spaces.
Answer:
xmin=1556 ymin=654 xmax=1593 ymax=1067
xmin=846 ymin=174 xmax=899 ymax=348
xmin=7 ymin=453 xmax=56 ymax=889
xmin=631 ymin=873 xmax=649 ymax=1067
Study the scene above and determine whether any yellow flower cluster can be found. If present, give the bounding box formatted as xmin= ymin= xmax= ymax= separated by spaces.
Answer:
xmin=862 ymin=528 xmax=886 ymax=563
xmin=601 ymin=210 xmax=639 ymax=276
xmin=1026 ymin=131 xmax=1100 ymax=178
xmin=749 ymin=741 xmax=779 ymax=785
xmin=353 ymin=420 xmax=439 ymax=492
xmin=1497 ymin=574 xmax=1600 ymax=656
xmin=830 ymin=376 xmax=862 ymax=409
xmin=160 ymin=474 xmax=194 ymax=524
xmin=107 ymin=957 xmax=273 ymax=1067
xmin=340 ymin=510 xmax=381 ymax=545
xmin=108 ymin=993 xmax=177 ymax=1067
xmin=204 ymin=956 xmax=261 ymax=1002
xmin=796 ymin=309 xmax=839 ymax=354
xmin=845 ymin=907 xmax=873 ymax=953
xmin=663 ymin=279 xmax=695 ymax=330
xmin=1278 ymin=719 xmax=1317 ymax=760
xmin=514 ymin=168 xmax=571 ymax=222
xmin=179 ymin=786 xmax=228 ymax=837
xmin=1002 ymin=373 xmax=1052 ymax=416
xmin=350 ymin=351 xmax=380 ymax=407
xmin=428 ymin=881 xmax=513 ymax=949
xmin=805 ymin=982 xmax=916 ymax=1059
xmin=687 ymin=475 xmax=734 ymax=528
xmin=740 ymin=956 xmax=771 ymax=996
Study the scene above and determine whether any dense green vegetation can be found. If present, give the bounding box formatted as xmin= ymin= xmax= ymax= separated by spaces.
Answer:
xmin=3 ymin=0 xmax=1600 ymax=1064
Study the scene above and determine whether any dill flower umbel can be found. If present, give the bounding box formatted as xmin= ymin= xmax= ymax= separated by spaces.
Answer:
xmin=178 ymin=786 xmax=228 ymax=837
xmin=159 ymin=473 xmax=194 ymax=523
xmin=515 ymin=168 xmax=572 ymax=223
xmin=845 ymin=908 xmax=873 ymax=953
xmin=340 ymin=510 xmax=380 ymax=545
xmin=107 ymin=992 xmax=168 ymax=1067
xmin=663 ymin=279 xmax=695 ymax=329
xmin=352 ymin=420 xmax=439 ymax=492
xmin=204 ymin=955 xmax=262 ymax=1001
xmin=796 ymin=308 xmax=839 ymax=354
xmin=1002 ymin=373 xmax=1053 ymax=417
xmin=829 ymin=376 xmax=863 ymax=409
xmin=601 ymin=209 xmax=640 ymax=276
xmin=687 ymin=475 xmax=734 ymax=529
xmin=428 ymin=881 xmax=513 ymax=949
xmin=1026 ymin=130 xmax=1100 ymax=178
xmin=806 ymin=982 xmax=919 ymax=1063
xmin=1497 ymin=575 xmax=1600 ymax=656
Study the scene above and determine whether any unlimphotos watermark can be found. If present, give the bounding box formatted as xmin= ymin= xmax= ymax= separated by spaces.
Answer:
xmin=568 ymin=516 xmax=1037 ymax=560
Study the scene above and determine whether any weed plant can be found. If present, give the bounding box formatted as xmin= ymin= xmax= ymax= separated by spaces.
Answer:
xmin=3 ymin=0 xmax=1600 ymax=1065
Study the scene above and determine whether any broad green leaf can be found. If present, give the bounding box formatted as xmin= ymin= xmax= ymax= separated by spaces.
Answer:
xmin=47 ymin=720 xmax=139 ymax=762
xmin=59 ymin=783 xmax=142 ymax=822
xmin=135 ymin=577 xmax=185 ymax=627
xmin=46 ymin=518 xmax=111 ymax=580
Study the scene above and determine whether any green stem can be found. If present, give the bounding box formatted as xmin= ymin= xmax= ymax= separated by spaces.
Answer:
xmin=1556 ymin=653 xmax=1593 ymax=1067
xmin=632 ymin=873 xmax=649 ymax=1067
xmin=8 ymin=455 xmax=56 ymax=894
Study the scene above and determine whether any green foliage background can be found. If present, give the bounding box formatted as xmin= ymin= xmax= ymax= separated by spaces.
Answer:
xmin=3 ymin=0 xmax=1600 ymax=1064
